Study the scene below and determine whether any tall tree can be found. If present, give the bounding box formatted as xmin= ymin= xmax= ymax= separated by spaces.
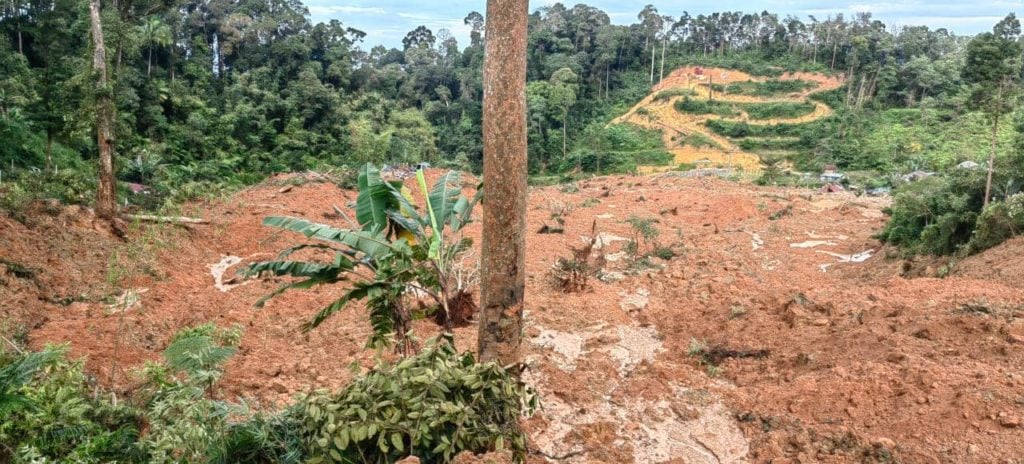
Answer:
xmin=137 ymin=17 xmax=171 ymax=77
xmin=89 ymin=0 xmax=116 ymax=220
xmin=962 ymin=14 xmax=1022 ymax=207
xmin=478 ymin=0 xmax=528 ymax=367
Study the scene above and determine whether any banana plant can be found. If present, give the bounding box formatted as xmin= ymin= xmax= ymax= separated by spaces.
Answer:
xmin=246 ymin=164 xmax=480 ymax=354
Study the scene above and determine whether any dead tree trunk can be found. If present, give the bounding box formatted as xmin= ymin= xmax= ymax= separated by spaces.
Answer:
xmin=659 ymin=36 xmax=666 ymax=82
xmin=649 ymin=39 xmax=656 ymax=84
xmin=90 ymin=0 xmax=116 ymax=220
xmin=478 ymin=0 xmax=528 ymax=367
xmin=985 ymin=111 xmax=999 ymax=208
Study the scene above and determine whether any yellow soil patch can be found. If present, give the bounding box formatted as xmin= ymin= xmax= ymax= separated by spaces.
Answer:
xmin=611 ymin=67 xmax=843 ymax=175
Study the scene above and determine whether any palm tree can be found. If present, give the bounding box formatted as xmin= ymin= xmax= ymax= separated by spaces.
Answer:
xmin=137 ymin=18 xmax=172 ymax=78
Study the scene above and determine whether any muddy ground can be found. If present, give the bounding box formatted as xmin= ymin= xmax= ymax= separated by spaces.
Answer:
xmin=2 ymin=172 xmax=1022 ymax=463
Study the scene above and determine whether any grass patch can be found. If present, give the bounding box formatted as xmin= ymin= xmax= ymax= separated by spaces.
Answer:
xmin=743 ymin=101 xmax=816 ymax=120
xmin=654 ymin=88 xmax=697 ymax=101
xmin=676 ymin=132 xmax=723 ymax=150
xmin=675 ymin=97 xmax=741 ymax=118
xmin=713 ymin=79 xmax=818 ymax=97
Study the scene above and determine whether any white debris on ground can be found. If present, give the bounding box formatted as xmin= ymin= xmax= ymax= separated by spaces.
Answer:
xmin=806 ymin=232 xmax=848 ymax=240
xmin=605 ymin=324 xmax=664 ymax=376
xmin=532 ymin=328 xmax=588 ymax=371
xmin=525 ymin=323 xmax=748 ymax=463
xmin=619 ymin=288 xmax=650 ymax=313
xmin=525 ymin=362 xmax=749 ymax=464
xmin=209 ymin=255 xmax=245 ymax=292
xmin=106 ymin=288 xmax=148 ymax=313
xmin=588 ymin=232 xmax=630 ymax=250
xmin=816 ymin=249 xmax=875 ymax=263
xmin=749 ymin=232 xmax=764 ymax=251
xmin=790 ymin=240 xmax=837 ymax=248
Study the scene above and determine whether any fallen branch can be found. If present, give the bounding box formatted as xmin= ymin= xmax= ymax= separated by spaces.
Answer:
xmin=124 ymin=214 xmax=209 ymax=225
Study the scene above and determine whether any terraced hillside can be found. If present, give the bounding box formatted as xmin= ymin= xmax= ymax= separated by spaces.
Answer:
xmin=611 ymin=66 xmax=843 ymax=174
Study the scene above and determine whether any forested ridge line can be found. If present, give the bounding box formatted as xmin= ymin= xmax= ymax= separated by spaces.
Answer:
xmin=1 ymin=1 xmax=1005 ymax=211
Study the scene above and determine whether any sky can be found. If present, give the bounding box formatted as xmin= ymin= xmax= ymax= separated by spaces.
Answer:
xmin=304 ymin=0 xmax=1024 ymax=49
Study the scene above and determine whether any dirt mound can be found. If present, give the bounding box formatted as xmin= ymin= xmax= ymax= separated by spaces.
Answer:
xmin=954 ymin=236 xmax=1024 ymax=289
xmin=5 ymin=172 xmax=1024 ymax=463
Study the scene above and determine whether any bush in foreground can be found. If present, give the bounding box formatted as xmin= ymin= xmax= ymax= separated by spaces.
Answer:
xmin=297 ymin=335 xmax=535 ymax=464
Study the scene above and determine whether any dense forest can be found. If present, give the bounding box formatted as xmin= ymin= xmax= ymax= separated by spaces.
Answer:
xmin=1 ymin=1 xmax=1023 ymax=250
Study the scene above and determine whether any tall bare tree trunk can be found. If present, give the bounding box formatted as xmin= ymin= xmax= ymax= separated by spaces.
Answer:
xmin=650 ymin=40 xmax=656 ymax=84
xmin=831 ymin=42 xmax=838 ymax=71
xmin=659 ymin=36 xmax=666 ymax=82
xmin=90 ymin=0 xmax=116 ymax=220
xmin=562 ymin=112 xmax=567 ymax=159
xmin=45 ymin=131 xmax=53 ymax=172
xmin=985 ymin=113 xmax=998 ymax=208
xmin=478 ymin=0 xmax=528 ymax=367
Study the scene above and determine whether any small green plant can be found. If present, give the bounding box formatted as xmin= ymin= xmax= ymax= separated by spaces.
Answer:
xmin=687 ymin=338 xmax=708 ymax=357
xmin=248 ymin=164 xmax=481 ymax=354
xmin=298 ymin=335 xmax=536 ymax=464
xmin=624 ymin=215 xmax=660 ymax=256
xmin=581 ymin=198 xmax=600 ymax=208
xmin=651 ymin=245 xmax=676 ymax=260
xmin=550 ymin=221 xmax=603 ymax=292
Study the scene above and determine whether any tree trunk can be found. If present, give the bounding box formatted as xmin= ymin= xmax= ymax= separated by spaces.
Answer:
xmin=649 ymin=40 xmax=656 ymax=84
xmin=985 ymin=112 xmax=998 ymax=208
xmin=147 ymin=46 xmax=153 ymax=77
xmin=598 ymin=65 xmax=606 ymax=98
xmin=45 ymin=131 xmax=53 ymax=172
xmin=478 ymin=0 xmax=528 ymax=367
xmin=562 ymin=111 xmax=569 ymax=160
xmin=659 ymin=36 xmax=666 ymax=82
xmin=169 ymin=45 xmax=175 ymax=83
xmin=90 ymin=0 xmax=116 ymax=220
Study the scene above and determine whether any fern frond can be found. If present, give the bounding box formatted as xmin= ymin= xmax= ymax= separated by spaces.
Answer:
xmin=163 ymin=335 xmax=237 ymax=377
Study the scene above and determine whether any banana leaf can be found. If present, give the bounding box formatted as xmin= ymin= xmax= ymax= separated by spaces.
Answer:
xmin=263 ymin=216 xmax=394 ymax=259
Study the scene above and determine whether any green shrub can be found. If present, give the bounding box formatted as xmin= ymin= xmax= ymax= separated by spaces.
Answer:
xmin=721 ymin=79 xmax=817 ymax=97
xmin=561 ymin=150 xmax=637 ymax=174
xmin=742 ymin=102 xmax=816 ymax=120
xmin=967 ymin=194 xmax=1024 ymax=253
xmin=631 ymin=149 xmax=675 ymax=165
xmin=677 ymin=132 xmax=722 ymax=149
xmin=583 ymin=123 xmax=664 ymax=152
xmin=0 ymin=346 xmax=144 ymax=463
xmin=878 ymin=171 xmax=987 ymax=255
xmin=297 ymin=336 xmax=535 ymax=464
xmin=653 ymin=88 xmax=696 ymax=101
xmin=675 ymin=97 xmax=740 ymax=118
xmin=704 ymin=119 xmax=809 ymax=138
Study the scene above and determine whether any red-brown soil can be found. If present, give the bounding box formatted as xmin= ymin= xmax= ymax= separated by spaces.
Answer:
xmin=2 ymin=172 xmax=1023 ymax=463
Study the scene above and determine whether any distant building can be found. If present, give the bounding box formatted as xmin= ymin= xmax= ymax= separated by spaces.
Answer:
xmin=819 ymin=164 xmax=845 ymax=183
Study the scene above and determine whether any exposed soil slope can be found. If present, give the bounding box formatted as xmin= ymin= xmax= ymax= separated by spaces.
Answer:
xmin=612 ymin=67 xmax=843 ymax=174
xmin=2 ymin=172 xmax=1023 ymax=463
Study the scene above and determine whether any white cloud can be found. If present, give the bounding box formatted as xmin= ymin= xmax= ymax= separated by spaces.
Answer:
xmin=308 ymin=5 xmax=387 ymax=15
